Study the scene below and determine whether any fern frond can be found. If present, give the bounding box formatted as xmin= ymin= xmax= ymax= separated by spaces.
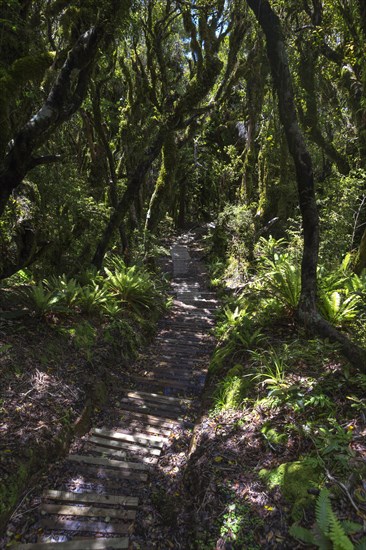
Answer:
xmin=329 ymin=509 xmax=353 ymax=550
xmin=316 ymin=488 xmax=331 ymax=536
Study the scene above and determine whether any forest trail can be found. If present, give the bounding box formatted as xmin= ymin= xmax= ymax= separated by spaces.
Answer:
xmin=14 ymin=232 xmax=218 ymax=549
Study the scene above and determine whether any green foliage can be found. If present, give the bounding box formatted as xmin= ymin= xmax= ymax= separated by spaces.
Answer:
xmin=219 ymin=501 xmax=263 ymax=548
xmin=214 ymin=365 xmax=252 ymax=410
xmin=210 ymin=303 xmax=265 ymax=373
xmin=254 ymin=237 xmax=301 ymax=309
xmin=289 ymin=488 xmax=364 ymax=549
xmin=72 ymin=321 xmax=96 ymax=361
xmin=249 ymin=347 xmax=291 ymax=402
xmin=104 ymin=257 xmax=166 ymax=318
xmin=211 ymin=204 xmax=255 ymax=284
xmin=75 ymin=283 xmax=109 ymax=314
xmin=44 ymin=275 xmax=81 ymax=307
xmin=17 ymin=283 xmax=64 ymax=316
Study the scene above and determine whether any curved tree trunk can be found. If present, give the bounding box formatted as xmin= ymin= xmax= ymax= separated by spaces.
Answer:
xmin=0 ymin=27 xmax=101 ymax=216
xmin=145 ymin=132 xmax=177 ymax=232
xmin=246 ymin=0 xmax=366 ymax=370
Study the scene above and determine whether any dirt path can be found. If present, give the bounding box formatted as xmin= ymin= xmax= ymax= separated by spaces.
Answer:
xmin=12 ymin=233 xmax=218 ymax=549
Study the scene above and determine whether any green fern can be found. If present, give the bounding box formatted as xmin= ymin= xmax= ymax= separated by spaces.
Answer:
xmin=290 ymin=488 xmax=358 ymax=549
xmin=330 ymin=511 xmax=354 ymax=550
xmin=316 ymin=488 xmax=331 ymax=536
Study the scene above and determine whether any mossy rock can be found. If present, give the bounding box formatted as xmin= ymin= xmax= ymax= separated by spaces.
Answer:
xmin=259 ymin=457 xmax=322 ymax=520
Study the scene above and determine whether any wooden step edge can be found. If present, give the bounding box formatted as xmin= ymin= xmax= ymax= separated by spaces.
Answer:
xmin=89 ymin=436 xmax=162 ymax=456
xmin=43 ymin=490 xmax=138 ymax=508
xmin=71 ymin=463 xmax=148 ymax=481
xmin=92 ymin=427 xmax=167 ymax=447
xmin=117 ymin=409 xmax=180 ymax=427
xmin=67 ymin=454 xmax=149 ymax=471
xmin=39 ymin=518 xmax=131 ymax=535
xmin=122 ymin=389 xmax=191 ymax=406
xmin=14 ymin=538 xmax=129 ymax=549
xmin=40 ymin=504 xmax=136 ymax=520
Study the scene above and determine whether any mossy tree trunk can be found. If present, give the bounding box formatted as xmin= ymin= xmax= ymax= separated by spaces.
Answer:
xmin=145 ymin=132 xmax=177 ymax=232
xmin=0 ymin=27 xmax=101 ymax=217
xmin=247 ymin=0 xmax=366 ymax=370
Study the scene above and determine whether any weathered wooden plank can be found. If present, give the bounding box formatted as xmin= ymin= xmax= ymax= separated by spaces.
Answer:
xmin=73 ymin=463 xmax=148 ymax=482
xmin=67 ymin=455 xmax=148 ymax=471
xmin=130 ymin=374 xmax=191 ymax=391
xmin=159 ymin=349 xmax=200 ymax=359
xmin=88 ymin=446 xmax=127 ymax=459
xmin=15 ymin=537 xmax=129 ymax=549
xmin=117 ymin=400 xmax=185 ymax=420
xmin=41 ymin=504 xmax=136 ymax=520
xmin=123 ymin=390 xmax=191 ymax=406
xmin=43 ymin=490 xmax=138 ymax=508
xmin=40 ymin=518 xmax=131 ymax=535
xmin=156 ymin=337 xmax=207 ymax=347
xmin=87 ymin=443 xmax=157 ymax=465
xmin=89 ymin=436 xmax=162 ymax=456
xmin=117 ymin=411 xmax=175 ymax=434
xmin=119 ymin=395 xmax=184 ymax=413
xmin=117 ymin=408 xmax=192 ymax=427
xmin=142 ymin=365 xmax=199 ymax=378
xmin=92 ymin=428 xmax=167 ymax=447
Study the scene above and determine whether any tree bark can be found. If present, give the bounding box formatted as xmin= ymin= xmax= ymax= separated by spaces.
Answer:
xmin=92 ymin=130 xmax=166 ymax=269
xmin=0 ymin=27 xmax=101 ymax=216
xmin=246 ymin=0 xmax=366 ymax=370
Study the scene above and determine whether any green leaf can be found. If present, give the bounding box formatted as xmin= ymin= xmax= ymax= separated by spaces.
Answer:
xmin=289 ymin=523 xmax=315 ymax=545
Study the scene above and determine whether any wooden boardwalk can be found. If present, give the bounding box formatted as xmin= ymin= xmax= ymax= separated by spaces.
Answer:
xmin=15 ymin=236 xmax=217 ymax=549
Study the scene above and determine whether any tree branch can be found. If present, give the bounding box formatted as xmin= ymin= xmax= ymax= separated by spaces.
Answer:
xmin=0 ymin=26 xmax=102 ymax=216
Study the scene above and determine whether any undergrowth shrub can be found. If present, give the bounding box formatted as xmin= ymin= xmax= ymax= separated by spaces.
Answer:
xmin=104 ymin=256 xmax=166 ymax=319
xmin=290 ymin=488 xmax=365 ymax=549
xmin=17 ymin=283 xmax=65 ymax=316
xmin=210 ymin=203 xmax=255 ymax=284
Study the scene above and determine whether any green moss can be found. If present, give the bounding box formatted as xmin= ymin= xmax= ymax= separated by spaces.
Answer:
xmin=261 ymin=423 xmax=288 ymax=445
xmin=9 ymin=52 xmax=55 ymax=85
xmin=259 ymin=457 xmax=322 ymax=520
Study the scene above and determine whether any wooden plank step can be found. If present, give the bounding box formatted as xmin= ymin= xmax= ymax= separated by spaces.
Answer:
xmin=92 ymin=427 xmax=167 ymax=447
xmin=161 ymin=327 xmax=212 ymax=334
xmin=117 ymin=413 xmax=175 ymax=435
xmin=86 ymin=450 xmax=157 ymax=466
xmin=64 ymin=477 xmax=145 ymax=494
xmin=72 ymin=463 xmax=148 ymax=482
xmin=88 ymin=446 xmax=127 ymax=459
xmin=158 ymin=345 xmax=212 ymax=355
xmin=43 ymin=490 xmax=138 ymax=508
xmin=123 ymin=390 xmax=191 ymax=406
xmin=156 ymin=336 xmax=207 ymax=345
xmin=134 ymin=368 xmax=202 ymax=381
xmin=130 ymin=375 xmax=192 ymax=391
xmin=41 ymin=504 xmax=136 ymax=520
xmin=143 ymin=364 xmax=203 ymax=376
xmin=118 ymin=409 xmax=180 ymax=428
xmin=89 ymin=436 xmax=162 ymax=456
xmin=15 ymin=537 xmax=129 ymax=549
xmin=121 ymin=410 xmax=194 ymax=435
xmin=119 ymin=395 xmax=184 ymax=414
xmin=40 ymin=518 xmax=131 ymax=535
xmin=67 ymin=455 xmax=148 ymax=471
xmin=117 ymin=400 xmax=186 ymax=420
